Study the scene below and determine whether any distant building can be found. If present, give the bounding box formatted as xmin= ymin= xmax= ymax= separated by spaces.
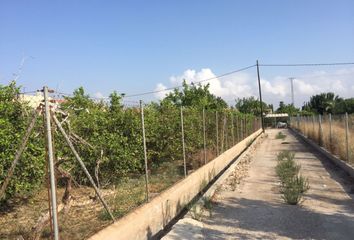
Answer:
xmin=18 ymin=93 xmax=65 ymax=109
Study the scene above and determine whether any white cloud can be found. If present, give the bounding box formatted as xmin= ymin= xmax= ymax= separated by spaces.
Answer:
xmin=294 ymin=79 xmax=318 ymax=95
xmin=155 ymin=68 xmax=256 ymax=101
xmin=155 ymin=67 xmax=354 ymax=108
xmin=94 ymin=91 xmax=104 ymax=98
xmin=154 ymin=83 xmax=172 ymax=100
xmin=261 ymin=79 xmax=287 ymax=97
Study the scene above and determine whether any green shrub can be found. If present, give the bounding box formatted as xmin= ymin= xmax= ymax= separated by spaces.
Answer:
xmin=275 ymin=131 xmax=287 ymax=140
xmin=276 ymin=151 xmax=309 ymax=205
xmin=281 ymin=175 xmax=309 ymax=205
xmin=0 ymin=82 xmax=259 ymax=205
xmin=277 ymin=150 xmax=294 ymax=161
xmin=276 ymin=159 xmax=300 ymax=184
xmin=0 ymin=82 xmax=45 ymax=202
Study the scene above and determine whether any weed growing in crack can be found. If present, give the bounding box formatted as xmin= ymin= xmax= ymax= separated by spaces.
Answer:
xmin=276 ymin=131 xmax=287 ymax=140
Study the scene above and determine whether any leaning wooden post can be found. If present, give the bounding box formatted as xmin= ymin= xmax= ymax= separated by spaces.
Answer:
xmin=140 ymin=100 xmax=150 ymax=201
xmin=0 ymin=110 xmax=39 ymax=200
xmin=53 ymin=115 xmax=115 ymax=221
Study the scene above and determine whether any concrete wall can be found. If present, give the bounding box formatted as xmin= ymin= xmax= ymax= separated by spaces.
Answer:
xmin=89 ymin=129 xmax=263 ymax=240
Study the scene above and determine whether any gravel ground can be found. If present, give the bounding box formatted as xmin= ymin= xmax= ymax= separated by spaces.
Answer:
xmin=202 ymin=129 xmax=354 ymax=240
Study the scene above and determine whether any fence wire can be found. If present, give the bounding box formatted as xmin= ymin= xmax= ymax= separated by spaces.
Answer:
xmin=292 ymin=113 xmax=353 ymax=165
xmin=0 ymin=96 xmax=261 ymax=239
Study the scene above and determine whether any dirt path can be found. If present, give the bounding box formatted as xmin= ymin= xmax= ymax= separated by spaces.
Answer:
xmin=202 ymin=129 xmax=354 ymax=240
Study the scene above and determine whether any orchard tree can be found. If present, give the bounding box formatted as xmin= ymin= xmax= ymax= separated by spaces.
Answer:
xmin=302 ymin=92 xmax=341 ymax=114
xmin=276 ymin=101 xmax=299 ymax=116
xmin=235 ymin=96 xmax=272 ymax=115
xmin=162 ymin=80 xmax=227 ymax=109
xmin=0 ymin=82 xmax=45 ymax=202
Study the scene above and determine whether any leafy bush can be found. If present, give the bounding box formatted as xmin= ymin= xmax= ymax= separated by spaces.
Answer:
xmin=281 ymin=175 xmax=309 ymax=205
xmin=276 ymin=152 xmax=300 ymax=184
xmin=0 ymin=82 xmax=259 ymax=204
xmin=0 ymin=82 xmax=45 ymax=202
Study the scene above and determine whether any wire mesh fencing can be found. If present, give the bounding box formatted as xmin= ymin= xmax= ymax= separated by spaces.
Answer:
xmin=291 ymin=113 xmax=353 ymax=165
xmin=0 ymin=89 xmax=262 ymax=240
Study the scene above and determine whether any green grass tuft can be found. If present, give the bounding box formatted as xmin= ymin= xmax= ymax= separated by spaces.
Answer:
xmin=276 ymin=151 xmax=309 ymax=205
xmin=276 ymin=131 xmax=287 ymax=140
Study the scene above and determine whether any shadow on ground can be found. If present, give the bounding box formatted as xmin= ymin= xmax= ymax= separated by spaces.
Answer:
xmin=202 ymin=197 xmax=354 ymax=240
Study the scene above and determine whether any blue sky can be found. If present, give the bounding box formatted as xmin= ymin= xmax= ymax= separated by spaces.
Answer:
xmin=1 ymin=1 xmax=354 ymax=106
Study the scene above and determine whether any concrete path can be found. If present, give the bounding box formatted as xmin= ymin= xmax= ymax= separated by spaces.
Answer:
xmin=202 ymin=129 xmax=354 ymax=240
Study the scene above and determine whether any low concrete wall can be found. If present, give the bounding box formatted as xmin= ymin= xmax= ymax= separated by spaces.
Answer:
xmin=290 ymin=128 xmax=354 ymax=178
xmin=89 ymin=129 xmax=263 ymax=240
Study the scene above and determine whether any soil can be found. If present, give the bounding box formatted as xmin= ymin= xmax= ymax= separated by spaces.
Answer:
xmin=0 ymin=160 xmax=185 ymax=240
xmin=203 ymin=129 xmax=354 ymax=239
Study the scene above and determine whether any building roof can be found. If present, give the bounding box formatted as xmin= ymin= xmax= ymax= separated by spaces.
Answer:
xmin=264 ymin=113 xmax=289 ymax=118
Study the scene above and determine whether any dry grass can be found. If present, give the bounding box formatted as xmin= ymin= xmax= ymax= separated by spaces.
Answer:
xmin=296 ymin=115 xmax=354 ymax=165
xmin=0 ymin=160 xmax=184 ymax=240
xmin=0 ymin=137 xmax=254 ymax=239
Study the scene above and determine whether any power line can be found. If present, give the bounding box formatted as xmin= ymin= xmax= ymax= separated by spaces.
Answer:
xmin=19 ymin=90 xmax=39 ymax=95
xmin=260 ymin=62 xmax=354 ymax=67
xmin=124 ymin=64 xmax=257 ymax=98
xmin=53 ymin=90 xmax=140 ymax=104
xmin=18 ymin=61 xmax=354 ymax=99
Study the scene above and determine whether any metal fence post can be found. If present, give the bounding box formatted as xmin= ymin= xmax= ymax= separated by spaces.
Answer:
xmin=329 ymin=113 xmax=332 ymax=149
xmin=140 ymin=100 xmax=150 ymax=201
xmin=240 ymin=118 xmax=243 ymax=140
xmin=43 ymin=86 xmax=59 ymax=240
xmin=216 ymin=111 xmax=219 ymax=156
xmin=231 ymin=113 xmax=235 ymax=146
xmin=319 ymin=114 xmax=323 ymax=146
xmin=221 ymin=113 xmax=226 ymax=152
xmin=203 ymin=108 xmax=207 ymax=164
xmin=236 ymin=115 xmax=240 ymax=143
xmin=180 ymin=106 xmax=187 ymax=176
xmin=297 ymin=113 xmax=300 ymax=129
xmin=245 ymin=116 xmax=248 ymax=137
xmin=312 ymin=115 xmax=315 ymax=137
xmin=345 ymin=113 xmax=350 ymax=162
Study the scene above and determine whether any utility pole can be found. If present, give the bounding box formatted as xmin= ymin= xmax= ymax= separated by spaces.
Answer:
xmin=289 ymin=77 xmax=295 ymax=106
xmin=256 ymin=60 xmax=265 ymax=132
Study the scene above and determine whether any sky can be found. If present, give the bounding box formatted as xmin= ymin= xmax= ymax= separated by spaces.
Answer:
xmin=1 ymin=0 xmax=354 ymax=108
